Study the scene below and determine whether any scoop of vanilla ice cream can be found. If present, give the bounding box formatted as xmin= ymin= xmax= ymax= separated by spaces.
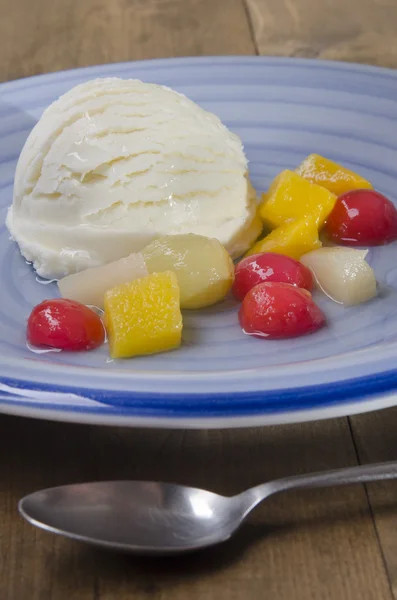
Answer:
xmin=7 ymin=78 xmax=260 ymax=278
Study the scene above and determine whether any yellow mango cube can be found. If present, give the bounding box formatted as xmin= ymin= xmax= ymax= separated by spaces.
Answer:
xmin=296 ymin=154 xmax=373 ymax=196
xmin=104 ymin=271 xmax=182 ymax=359
xmin=259 ymin=170 xmax=337 ymax=230
xmin=244 ymin=218 xmax=321 ymax=259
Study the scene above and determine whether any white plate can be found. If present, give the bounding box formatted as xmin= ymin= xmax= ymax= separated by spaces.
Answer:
xmin=1 ymin=56 xmax=397 ymax=428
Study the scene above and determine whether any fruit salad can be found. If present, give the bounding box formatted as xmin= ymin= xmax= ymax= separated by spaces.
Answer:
xmin=30 ymin=234 xmax=236 ymax=358
xmin=26 ymin=153 xmax=397 ymax=356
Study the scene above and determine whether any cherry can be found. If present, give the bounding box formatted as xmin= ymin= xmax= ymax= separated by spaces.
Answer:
xmin=325 ymin=189 xmax=397 ymax=246
xmin=232 ymin=252 xmax=313 ymax=302
xmin=27 ymin=299 xmax=105 ymax=351
xmin=239 ymin=282 xmax=326 ymax=339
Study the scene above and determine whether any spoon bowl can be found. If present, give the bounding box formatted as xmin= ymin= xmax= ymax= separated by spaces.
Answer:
xmin=19 ymin=481 xmax=244 ymax=554
xmin=19 ymin=460 xmax=397 ymax=555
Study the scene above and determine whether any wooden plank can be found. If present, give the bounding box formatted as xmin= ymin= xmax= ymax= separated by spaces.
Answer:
xmin=0 ymin=416 xmax=99 ymax=600
xmin=245 ymin=0 xmax=397 ymax=67
xmin=0 ymin=414 xmax=392 ymax=600
xmin=0 ymin=0 xmax=255 ymax=83
xmin=350 ymin=408 xmax=397 ymax=599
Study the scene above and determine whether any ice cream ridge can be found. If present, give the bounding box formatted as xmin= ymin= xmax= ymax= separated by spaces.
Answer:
xmin=7 ymin=77 xmax=261 ymax=279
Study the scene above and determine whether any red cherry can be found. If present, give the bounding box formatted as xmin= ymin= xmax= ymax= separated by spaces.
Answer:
xmin=27 ymin=299 xmax=105 ymax=351
xmin=325 ymin=189 xmax=397 ymax=246
xmin=232 ymin=252 xmax=313 ymax=301
xmin=239 ymin=282 xmax=326 ymax=339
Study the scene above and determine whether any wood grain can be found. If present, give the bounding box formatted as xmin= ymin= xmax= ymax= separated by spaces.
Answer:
xmin=246 ymin=0 xmax=397 ymax=67
xmin=0 ymin=0 xmax=254 ymax=83
xmin=0 ymin=414 xmax=393 ymax=600
xmin=1 ymin=0 xmax=397 ymax=598
xmin=350 ymin=409 xmax=397 ymax=598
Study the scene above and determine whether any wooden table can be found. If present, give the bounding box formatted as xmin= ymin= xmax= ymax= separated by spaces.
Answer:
xmin=1 ymin=1 xmax=397 ymax=598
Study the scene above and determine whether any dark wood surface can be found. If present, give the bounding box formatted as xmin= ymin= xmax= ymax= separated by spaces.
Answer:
xmin=1 ymin=1 xmax=397 ymax=598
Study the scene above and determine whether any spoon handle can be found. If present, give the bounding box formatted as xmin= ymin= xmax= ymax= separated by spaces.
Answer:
xmin=243 ymin=460 xmax=397 ymax=511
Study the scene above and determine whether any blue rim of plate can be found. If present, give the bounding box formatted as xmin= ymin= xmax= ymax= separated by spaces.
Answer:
xmin=2 ymin=55 xmax=397 ymax=426
xmin=1 ymin=368 xmax=397 ymax=417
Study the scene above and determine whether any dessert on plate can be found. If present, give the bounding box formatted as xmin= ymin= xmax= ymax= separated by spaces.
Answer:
xmin=6 ymin=74 xmax=395 ymax=358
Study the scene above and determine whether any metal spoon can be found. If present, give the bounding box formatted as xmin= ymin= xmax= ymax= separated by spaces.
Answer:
xmin=19 ymin=460 xmax=397 ymax=555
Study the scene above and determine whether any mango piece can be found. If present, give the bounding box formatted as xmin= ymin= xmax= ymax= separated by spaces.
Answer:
xmin=104 ymin=271 xmax=182 ymax=359
xmin=259 ymin=170 xmax=337 ymax=230
xmin=142 ymin=234 xmax=234 ymax=309
xmin=296 ymin=154 xmax=373 ymax=196
xmin=244 ymin=218 xmax=321 ymax=259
